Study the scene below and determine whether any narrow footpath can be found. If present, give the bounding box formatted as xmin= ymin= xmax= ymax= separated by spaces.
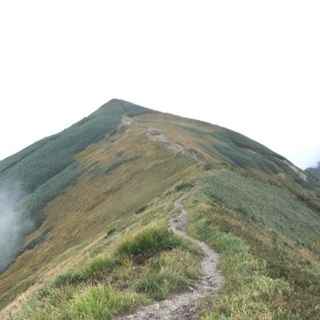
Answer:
xmin=117 ymin=184 xmax=224 ymax=320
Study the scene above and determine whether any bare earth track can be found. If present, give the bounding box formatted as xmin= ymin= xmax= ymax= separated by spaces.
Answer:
xmin=117 ymin=184 xmax=224 ymax=320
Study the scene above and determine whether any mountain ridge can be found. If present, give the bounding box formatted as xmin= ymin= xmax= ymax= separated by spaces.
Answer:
xmin=1 ymin=99 xmax=319 ymax=319
xmin=307 ymin=161 xmax=320 ymax=177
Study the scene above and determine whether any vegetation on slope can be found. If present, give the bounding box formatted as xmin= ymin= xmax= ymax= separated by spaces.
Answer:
xmin=307 ymin=161 xmax=320 ymax=177
xmin=0 ymin=99 xmax=154 ymax=273
xmin=10 ymin=227 xmax=202 ymax=319
xmin=0 ymin=108 xmax=197 ymax=312
xmin=188 ymin=170 xmax=320 ymax=319
xmin=1 ymin=100 xmax=320 ymax=319
xmin=0 ymin=98 xmax=153 ymax=209
xmin=10 ymin=167 xmax=320 ymax=319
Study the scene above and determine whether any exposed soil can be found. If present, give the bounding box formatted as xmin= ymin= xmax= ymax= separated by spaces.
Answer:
xmin=146 ymin=127 xmax=199 ymax=160
xmin=117 ymin=183 xmax=224 ymax=319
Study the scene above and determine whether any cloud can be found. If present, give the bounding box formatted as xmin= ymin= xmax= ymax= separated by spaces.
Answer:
xmin=0 ymin=183 xmax=32 ymax=273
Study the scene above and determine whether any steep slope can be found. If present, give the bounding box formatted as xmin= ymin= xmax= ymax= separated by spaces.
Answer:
xmin=307 ymin=161 xmax=320 ymax=177
xmin=1 ymin=99 xmax=320 ymax=319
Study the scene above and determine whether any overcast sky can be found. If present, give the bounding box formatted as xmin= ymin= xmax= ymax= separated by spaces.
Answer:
xmin=0 ymin=1 xmax=319 ymax=169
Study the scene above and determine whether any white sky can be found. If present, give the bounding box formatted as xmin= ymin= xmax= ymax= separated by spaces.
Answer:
xmin=0 ymin=1 xmax=319 ymax=169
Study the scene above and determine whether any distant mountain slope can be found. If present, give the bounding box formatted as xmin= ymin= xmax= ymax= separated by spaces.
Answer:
xmin=0 ymin=99 xmax=154 ymax=273
xmin=1 ymin=99 xmax=320 ymax=319
xmin=306 ymin=161 xmax=320 ymax=177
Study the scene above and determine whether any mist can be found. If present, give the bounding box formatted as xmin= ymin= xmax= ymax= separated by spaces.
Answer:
xmin=0 ymin=183 xmax=32 ymax=273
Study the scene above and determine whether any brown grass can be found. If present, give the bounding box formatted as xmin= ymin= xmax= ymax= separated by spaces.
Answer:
xmin=0 ymin=114 xmax=201 ymax=314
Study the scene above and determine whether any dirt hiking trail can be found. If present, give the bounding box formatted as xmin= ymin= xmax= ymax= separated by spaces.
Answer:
xmin=117 ymin=183 xmax=224 ymax=320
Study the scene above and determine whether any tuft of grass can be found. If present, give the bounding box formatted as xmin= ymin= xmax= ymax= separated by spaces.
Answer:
xmin=115 ymin=227 xmax=191 ymax=260
xmin=135 ymin=205 xmax=148 ymax=214
xmin=54 ymin=255 xmax=117 ymax=287
xmin=137 ymin=248 xmax=200 ymax=300
xmin=106 ymin=227 xmax=117 ymax=237
xmin=175 ymin=181 xmax=193 ymax=192
xmin=65 ymin=284 xmax=143 ymax=320
xmin=11 ymin=227 xmax=202 ymax=319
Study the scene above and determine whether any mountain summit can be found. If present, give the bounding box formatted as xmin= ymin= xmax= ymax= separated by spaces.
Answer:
xmin=1 ymin=99 xmax=319 ymax=319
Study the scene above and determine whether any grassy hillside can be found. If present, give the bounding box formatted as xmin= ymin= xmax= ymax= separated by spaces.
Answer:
xmin=1 ymin=100 xmax=320 ymax=319
xmin=0 ymin=99 xmax=155 ymax=272
xmin=188 ymin=171 xmax=320 ymax=319
xmin=307 ymin=162 xmax=320 ymax=177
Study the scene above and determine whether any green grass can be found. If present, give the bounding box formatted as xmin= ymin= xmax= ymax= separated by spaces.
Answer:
xmin=116 ymin=227 xmax=192 ymax=258
xmin=190 ymin=215 xmax=294 ymax=319
xmin=65 ymin=284 xmax=142 ymax=320
xmin=137 ymin=248 xmax=199 ymax=300
xmin=175 ymin=181 xmax=193 ymax=192
xmin=11 ymin=227 xmax=202 ymax=319
xmin=10 ymin=283 xmax=142 ymax=320
xmin=187 ymin=169 xmax=320 ymax=319
xmin=203 ymin=170 xmax=320 ymax=257
xmin=183 ymin=124 xmax=305 ymax=176
xmin=135 ymin=205 xmax=148 ymax=214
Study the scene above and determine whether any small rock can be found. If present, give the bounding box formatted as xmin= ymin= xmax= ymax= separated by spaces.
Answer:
xmin=153 ymin=303 xmax=160 ymax=310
